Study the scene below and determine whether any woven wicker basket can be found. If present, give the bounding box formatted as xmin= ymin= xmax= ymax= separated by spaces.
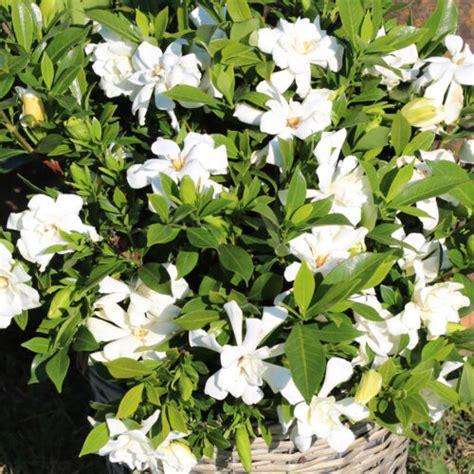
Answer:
xmin=86 ymin=366 xmax=409 ymax=474
xmin=188 ymin=423 xmax=408 ymax=474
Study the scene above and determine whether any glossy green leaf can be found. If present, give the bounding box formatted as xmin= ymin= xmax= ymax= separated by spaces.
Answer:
xmin=285 ymin=325 xmax=325 ymax=403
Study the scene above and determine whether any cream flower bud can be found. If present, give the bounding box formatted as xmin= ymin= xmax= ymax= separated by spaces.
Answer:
xmin=16 ymin=87 xmax=45 ymax=126
xmin=401 ymin=98 xmax=445 ymax=129
xmin=355 ymin=369 xmax=383 ymax=404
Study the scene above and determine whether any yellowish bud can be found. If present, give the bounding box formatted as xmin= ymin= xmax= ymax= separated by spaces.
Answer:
xmin=401 ymin=98 xmax=445 ymax=129
xmin=355 ymin=369 xmax=382 ymax=405
xmin=447 ymin=322 xmax=465 ymax=333
xmin=17 ymin=88 xmax=45 ymax=126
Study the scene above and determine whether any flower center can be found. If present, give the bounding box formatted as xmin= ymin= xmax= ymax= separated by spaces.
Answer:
xmin=287 ymin=116 xmax=302 ymax=128
xmin=0 ymin=276 xmax=9 ymax=289
xmin=132 ymin=327 xmax=149 ymax=338
xmin=171 ymin=157 xmax=184 ymax=171
xmin=154 ymin=64 xmax=163 ymax=76
xmin=315 ymin=255 xmax=328 ymax=268
xmin=43 ymin=223 xmax=59 ymax=235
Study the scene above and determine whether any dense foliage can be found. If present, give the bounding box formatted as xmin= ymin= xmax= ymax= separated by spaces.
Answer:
xmin=0 ymin=0 xmax=473 ymax=472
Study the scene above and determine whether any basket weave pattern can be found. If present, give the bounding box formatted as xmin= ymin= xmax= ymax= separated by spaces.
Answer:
xmin=189 ymin=423 xmax=408 ymax=474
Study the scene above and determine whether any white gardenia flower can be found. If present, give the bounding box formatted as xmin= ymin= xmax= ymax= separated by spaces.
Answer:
xmin=189 ymin=301 xmax=296 ymax=405
xmin=127 ymin=132 xmax=228 ymax=198
xmin=351 ymin=291 xmax=400 ymax=366
xmin=459 ymin=139 xmax=474 ymax=164
xmin=234 ymin=80 xmax=333 ymax=168
xmin=391 ymin=227 xmax=450 ymax=282
xmin=98 ymin=410 xmax=161 ymax=473
xmin=7 ymin=194 xmax=100 ymax=271
xmin=311 ymin=129 xmax=372 ymax=225
xmin=88 ymin=265 xmax=187 ymax=362
xmin=97 ymin=410 xmax=196 ymax=474
xmin=412 ymin=281 xmax=469 ymax=339
xmin=0 ymin=243 xmax=40 ymax=329
xmin=156 ymin=431 xmax=198 ymax=474
xmin=127 ymin=41 xmax=202 ymax=126
xmin=85 ymin=28 xmax=136 ymax=98
xmin=256 ymin=17 xmax=342 ymax=97
xmin=396 ymin=149 xmax=457 ymax=231
xmin=416 ymin=35 xmax=474 ymax=124
xmin=421 ymin=361 xmax=464 ymax=422
xmin=286 ymin=358 xmax=369 ymax=453
xmin=284 ymin=225 xmax=368 ymax=281
xmin=366 ymin=27 xmax=422 ymax=90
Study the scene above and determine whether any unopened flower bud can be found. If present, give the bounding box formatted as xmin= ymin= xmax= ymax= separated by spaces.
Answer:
xmin=355 ymin=369 xmax=382 ymax=405
xmin=401 ymin=98 xmax=445 ymax=129
xmin=16 ymin=87 xmax=45 ymax=127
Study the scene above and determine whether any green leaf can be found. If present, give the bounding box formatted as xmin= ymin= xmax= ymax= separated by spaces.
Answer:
xmin=388 ymin=175 xmax=469 ymax=208
xmin=117 ymin=383 xmax=144 ymax=419
xmin=285 ymin=325 xmax=325 ymax=403
xmin=51 ymin=66 xmax=81 ymax=95
xmin=294 ymin=262 xmax=315 ymax=316
xmin=187 ymin=227 xmax=220 ymax=249
xmin=428 ymin=160 xmax=474 ymax=209
xmin=355 ymin=126 xmax=390 ymax=151
xmin=351 ymin=302 xmax=384 ymax=321
xmin=86 ymin=9 xmax=141 ymax=43
xmin=174 ymin=310 xmax=220 ymax=330
xmin=138 ymin=263 xmax=172 ymax=295
xmin=41 ymin=52 xmax=54 ymax=90
xmin=147 ymin=223 xmax=180 ymax=245
xmin=73 ymin=326 xmax=100 ymax=352
xmin=22 ymin=337 xmax=50 ymax=354
xmin=390 ymin=112 xmax=411 ymax=156
xmin=365 ymin=26 xmax=427 ymax=53
xmin=316 ymin=322 xmax=362 ymax=342
xmin=285 ymin=167 xmax=306 ymax=218
xmin=459 ymin=362 xmax=474 ymax=404
xmin=418 ymin=0 xmax=458 ymax=51
xmin=307 ymin=278 xmax=362 ymax=316
xmin=163 ymin=85 xmax=218 ymax=107
xmin=148 ymin=194 xmax=169 ymax=222
xmin=45 ymin=349 xmax=70 ymax=393
xmin=154 ymin=7 xmax=169 ymax=41
xmin=166 ymin=404 xmax=187 ymax=432
xmin=235 ymin=426 xmax=252 ymax=472
xmin=218 ymin=244 xmax=254 ymax=283
xmin=47 ymin=27 xmax=90 ymax=62
xmin=337 ymin=0 xmax=364 ymax=45
xmin=105 ymin=358 xmax=153 ymax=379
xmin=324 ymin=252 xmax=396 ymax=292
xmin=12 ymin=0 xmax=34 ymax=51
xmin=385 ymin=164 xmax=414 ymax=202
xmin=248 ymin=273 xmax=283 ymax=302
xmin=402 ymin=131 xmax=435 ymax=155
xmin=79 ymin=422 xmax=109 ymax=457
xmin=227 ymin=0 xmax=252 ymax=21
xmin=80 ymin=261 xmax=124 ymax=295
xmin=176 ymin=250 xmax=199 ymax=279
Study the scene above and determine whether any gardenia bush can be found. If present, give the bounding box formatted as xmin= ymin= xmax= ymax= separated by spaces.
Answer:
xmin=0 ymin=0 xmax=473 ymax=473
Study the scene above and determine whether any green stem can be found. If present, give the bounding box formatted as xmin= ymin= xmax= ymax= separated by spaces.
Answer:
xmin=0 ymin=110 xmax=34 ymax=153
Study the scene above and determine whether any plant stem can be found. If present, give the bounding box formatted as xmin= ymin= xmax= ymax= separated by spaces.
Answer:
xmin=0 ymin=110 xmax=34 ymax=153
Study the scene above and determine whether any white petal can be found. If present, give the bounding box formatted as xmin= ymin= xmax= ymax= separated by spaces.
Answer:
xmin=233 ymin=104 xmax=264 ymax=125
xmin=262 ymin=363 xmax=304 ymax=404
xmin=224 ymin=300 xmax=243 ymax=345
xmin=318 ymin=357 xmax=353 ymax=398
xmin=327 ymin=425 xmax=355 ymax=453
xmin=188 ymin=329 xmax=223 ymax=353
xmin=337 ymin=398 xmax=370 ymax=422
